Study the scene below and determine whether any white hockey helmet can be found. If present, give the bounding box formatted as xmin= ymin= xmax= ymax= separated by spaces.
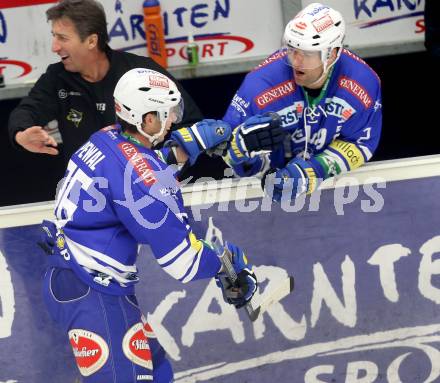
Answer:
xmin=114 ymin=68 xmax=183 ymax=145
xmin=284 ymin=3 xmax=345 ymax=66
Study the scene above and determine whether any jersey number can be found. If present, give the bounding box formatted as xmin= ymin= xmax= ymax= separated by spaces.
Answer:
xmin=54 ymin=161 xmax=94 ymax=222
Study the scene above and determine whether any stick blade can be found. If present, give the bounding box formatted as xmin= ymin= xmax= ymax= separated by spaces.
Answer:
xmin=252 ymin=276 xmax=295 ymax=320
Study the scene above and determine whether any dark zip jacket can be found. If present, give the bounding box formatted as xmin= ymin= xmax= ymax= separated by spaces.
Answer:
xmin=8 ymin=46 xmax=203 ymax=160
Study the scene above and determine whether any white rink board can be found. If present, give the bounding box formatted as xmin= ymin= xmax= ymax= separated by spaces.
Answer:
xmin=0 ymin=0 xmax=284 ymax=85
xmin=0 ymin=0 xmax=426 ymax=87
xmin=1 ymin=154 xmax=440 ymax=229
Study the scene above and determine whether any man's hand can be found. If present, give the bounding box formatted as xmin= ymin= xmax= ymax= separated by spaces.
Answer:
xmin=15 ymin=126 xmax=59 ymax=155
xmin=215 ymin=242 xmax=258 ymax=309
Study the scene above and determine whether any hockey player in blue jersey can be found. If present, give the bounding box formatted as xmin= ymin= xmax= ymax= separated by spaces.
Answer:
xmin=222 ymin=3 xmax=382 ymax=202
xmin=38 ymin=68 xmax=259 ymax=383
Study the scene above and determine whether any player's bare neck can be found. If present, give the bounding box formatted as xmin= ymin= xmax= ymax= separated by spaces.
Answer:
xmin=126 ymin=131 xmax=152 ymax=149
xmin=80 ymin=51 xmax=110 ymax=83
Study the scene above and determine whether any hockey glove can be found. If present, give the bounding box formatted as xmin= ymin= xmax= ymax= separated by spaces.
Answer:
xmin=215 ymin=242 xmax=257 ymax=309
xmin=224 ymin=112 xmax=285 ymax=165
xmin=37 ymin=220 xmax=56 ymax=255
xmin=262 ymin=158 xmax=320 ymax=202
xmin=168 ymin=119 xmax=231 ymax=165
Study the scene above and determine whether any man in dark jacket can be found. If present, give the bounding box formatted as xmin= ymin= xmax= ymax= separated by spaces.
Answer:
xmin=8 ymin=0 xmax=203 ymax=161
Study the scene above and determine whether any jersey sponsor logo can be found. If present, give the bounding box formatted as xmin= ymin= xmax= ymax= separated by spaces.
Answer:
xmin=122 ymin=322 xmax=153 ymax=370
xmin=342 ymin=49 xmax=368 ymax=66
xmin=66 ymin=108 xmax=83 ymax=128
xmin=254 ymin=50 xmax=288 ymax=71
xmin=277 ymin=102 xmax=304 ymax=128
xmin=338 ymin=76 xmax=372 ymax=109
xmin=149 ymin=75 xmax=169 ymax=89
xmin=230 ymin=94 xmax=250 ymax=117
xmin=118 ymin=142 xmax=157 ymax=186
xmin=329 ymin=140 xmax=365 ymax=168
xmin=101 ymin=125 xmax=118 ymax=132
xmin=374 ymin=100 xmax=382 ymax=112
xmin=68 ymin=329 xmax=109 ymax=377
xmin=54 ymin=230 xmax=71 ymax=260
xmin=312 ymin=14 xmax=334 ymax=33
xmin=324 ymin=97 xmax=357 ymax=121
xmin=101 ymin=125 xmax=119 ymax=140
xmin=255 ymin=80 xmax=295 ymax=109
xmin=342 ymin=49 xmax=381 ymax=83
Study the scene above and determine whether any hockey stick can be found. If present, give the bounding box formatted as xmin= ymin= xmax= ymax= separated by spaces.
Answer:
xmin=206 ymin=217 xmax=295 ymax=322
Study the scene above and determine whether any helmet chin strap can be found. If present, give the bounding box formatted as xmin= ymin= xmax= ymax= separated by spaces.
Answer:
xmin=135 ymin=119 xmax=168 ymax=147
xmin=307 ymin=48 xmax=342 ymax=88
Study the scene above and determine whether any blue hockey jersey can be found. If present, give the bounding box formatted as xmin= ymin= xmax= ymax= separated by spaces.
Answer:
xmin=223 ymin=49 xmax=382 ymax=180
xmin=50 ymin=125 xmax=221 ymax=295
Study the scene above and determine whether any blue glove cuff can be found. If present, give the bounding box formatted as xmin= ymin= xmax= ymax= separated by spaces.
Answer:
xmin=224 ymin=126 xmax=248 ymax=165
xmin=170 ymin=120 xmax=231 ymax=165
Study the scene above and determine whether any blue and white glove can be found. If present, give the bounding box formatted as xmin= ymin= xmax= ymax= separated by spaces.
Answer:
xmin=262 ymin=158 xmax=320 ymax=202
xmin=224 ymin=112 xmax=285 ymax=165
xmin=37 ymin=220 xmax=56 ymax=255
xmin=215 ymin=242 xmax=258 ymax=309
xmin=168 ymin=119 xmax=231 ymax=165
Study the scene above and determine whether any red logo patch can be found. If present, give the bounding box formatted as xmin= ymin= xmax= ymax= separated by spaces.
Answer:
xmin=123 ymin=323 xmax=153 ymax=370
xmin=255 ymin=80 xmax=295 ymax=109
xmin=149 ymin=75 xmax=169 ymax=89
xmin=342 ymin=108 xmax=354 ymax=120
xmin=312 ymin=14 xmax=334 ymax=33
xmin=141 ymin=317 xmax=156 ymax=339
xmin=100 ymin=124 xmax=117 ymax=132
xmin=295 ymin=21 xmax=307 ymax=30
xmin=338 ymin=76 xmax=372 ymax=109
xmin=69 ymin=329 xmax=109 ymax=377
xmin=118 ymin=142 xmax=157 ymax=186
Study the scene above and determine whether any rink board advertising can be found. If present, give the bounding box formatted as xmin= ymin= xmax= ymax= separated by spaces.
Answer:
xmin=0 ymin=0 xmax=425 ymax=86
xmin=1 ymin=174 xmax=440 ymax=382
xmin=0 ymin=0 xmax=284 ymax=85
